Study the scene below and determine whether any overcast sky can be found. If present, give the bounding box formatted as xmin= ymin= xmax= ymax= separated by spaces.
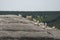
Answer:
xmin=0 ymin=0 xmax=60 ymax=11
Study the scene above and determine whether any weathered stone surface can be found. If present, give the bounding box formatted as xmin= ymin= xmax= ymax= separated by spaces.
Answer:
xmin=0 ymin=15 xmax=60 ymax=40
xmin=0 ymin=23 xmax=43 ymax=31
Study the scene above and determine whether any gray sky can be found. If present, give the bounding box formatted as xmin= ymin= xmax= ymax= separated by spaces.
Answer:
xmin=0 ymin=0 xmax=60 ymax=11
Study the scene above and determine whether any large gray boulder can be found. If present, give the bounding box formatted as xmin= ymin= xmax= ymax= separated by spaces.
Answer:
xmin=0 ymin=15 xmax=60 ymax=40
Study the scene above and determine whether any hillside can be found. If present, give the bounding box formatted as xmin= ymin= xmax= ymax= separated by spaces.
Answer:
xmin=0 ymin=11 xmax=60 ymax=29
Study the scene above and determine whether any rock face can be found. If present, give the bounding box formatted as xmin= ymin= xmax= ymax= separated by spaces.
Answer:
xmin=0 ymin=15 xmax=60 ymax=40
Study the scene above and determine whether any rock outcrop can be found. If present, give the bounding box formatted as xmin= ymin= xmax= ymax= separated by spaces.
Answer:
xmin=0 ymin=15 xmax=60 ymax=40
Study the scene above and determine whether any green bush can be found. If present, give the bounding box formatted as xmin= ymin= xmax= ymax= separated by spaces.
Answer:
xmin=34 ymin=16 xmax=45 ymax=22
